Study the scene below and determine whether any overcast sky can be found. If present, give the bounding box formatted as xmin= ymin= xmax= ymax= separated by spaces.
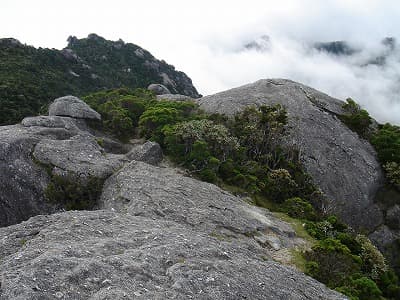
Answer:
xmin=2 ymin=0 xmax=400 ymax=124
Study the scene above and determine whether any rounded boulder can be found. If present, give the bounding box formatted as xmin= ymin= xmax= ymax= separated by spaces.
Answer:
xmin=48 ymin=95 xmax=101 ymax=120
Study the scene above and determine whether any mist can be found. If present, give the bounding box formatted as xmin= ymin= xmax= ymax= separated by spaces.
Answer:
xmin=180 ymin=33 xmax=400 ymax=125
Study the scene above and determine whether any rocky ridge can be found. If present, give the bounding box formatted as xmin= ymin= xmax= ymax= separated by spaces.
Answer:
xmin=0 ymin=95 xmax=346 ymax=299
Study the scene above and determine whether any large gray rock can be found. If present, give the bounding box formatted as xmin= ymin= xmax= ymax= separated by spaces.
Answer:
xmin=126 ymin=141 xmax=163 ymax=165
xmin=48 ymin=96 xmax=101 ymax=120
xmin=148 ymin=83 xmax=171 ymax=95
xmin=33 ymin=134 xmax=127 ymax=181
xmin=100 ymin=161 xmax=302 ymax=254
xmin=0 ymin=125 xmax=53 ymax=227
xmin=0 ymin=114 xmax=126 ymax=227
xmin=198 ymin=79 xmax=384 ymax=233
xmin=0 ymin=211 xmax=346 ymax=300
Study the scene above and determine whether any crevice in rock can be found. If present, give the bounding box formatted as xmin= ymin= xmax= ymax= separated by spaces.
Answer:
xmin=299 ymin=86 xmax=341 ymax=118
xmin=266 ymin=79 xmax=285 ymax=86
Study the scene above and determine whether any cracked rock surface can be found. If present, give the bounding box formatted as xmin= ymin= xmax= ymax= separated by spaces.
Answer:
xmin=198 ymin=79 xmax=384 ymax=233
xmin=0 ymin=210 xmax=346 ymax=299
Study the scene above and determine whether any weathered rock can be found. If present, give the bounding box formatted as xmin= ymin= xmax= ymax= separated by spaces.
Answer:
xmin=22 ymin=115 xmax=86 ymax=133
xmin=48 ymin=95 xmax=101 ymax=120
xmin=148 ymin=83 xmax=171 ymax=95
xmin=99 ymin=161 xmax=298 ymax=248
xmin=33 ymin=134 xmax=127 ymax=180
xmin=197 ymin=79 xmax=384 ymax=233
xmin=126 ymin=141 xmax=163 ymax=165
xmin=0 ymin=114 xmax=125 ymax=227
xmin=156 ymin=94 xmax=194 ymax=101
xmin=0 ymin=125 xmax=53 ymax=227
xmin=0 ymin=211 xmax=346 ymax=300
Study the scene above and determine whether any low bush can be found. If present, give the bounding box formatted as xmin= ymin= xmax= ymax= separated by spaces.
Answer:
xmin=340 ymin=98 xmax=372 ymax=139
xmin=45 ymin=174 xmax=104 ymax=210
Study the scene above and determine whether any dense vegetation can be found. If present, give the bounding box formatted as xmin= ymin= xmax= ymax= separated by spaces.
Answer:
xmin=340 ymin=98 xmax=373 ymax=139
xmin=0 ymin=34 xmax=199 ymax=125
xmin=83 ymin=89 xmax=400 ymax=299
xmin=371 ymin=123 xmax=400 ymax=191
xmin=340 ymin=98 xmax=400 ymax=192
xmin=45 ymin=175 xmax=104 ymax=211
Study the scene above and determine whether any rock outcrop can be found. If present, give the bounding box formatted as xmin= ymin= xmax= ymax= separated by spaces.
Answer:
xmin=197 ymin=79 xmax=384 ymax=233
xmin=0 ymin=210 xmax=346 ymax=300
xmin=0 ymin=98 xmax=127 ymax=227
xmin=48 ymin=96 xmax=101 ymax=120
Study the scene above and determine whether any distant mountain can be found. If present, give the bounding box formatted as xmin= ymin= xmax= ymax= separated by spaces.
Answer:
xmin=314 ymin=40 xmax=357 ymax=56
xmin=0 ymin=34 xmax=200 ymax=125
xmin=313 ymin=37 xmax=399 ymax=67
xmin=243 ymin=35 xmax=271 ymax=52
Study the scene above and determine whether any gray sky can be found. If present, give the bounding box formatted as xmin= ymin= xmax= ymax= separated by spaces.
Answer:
xmin=2 ymin=0 xmax=400 ymax=124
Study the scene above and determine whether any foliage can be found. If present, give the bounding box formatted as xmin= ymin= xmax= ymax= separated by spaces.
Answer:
xmin=139 ymin=101 xmax=198 ymax=144
xmin=231 ymin=104 xmax=287 ymax=166
xmin=336 ymin=276 xmax=383 ymax=300
xmin=305 ymin=238 xmax=361 ymax=287
xmin=384 ymin=162 xmax=400 ymax=190
xmin=371 ymin=123 xmax=400 ymax=165
xmin=264 ymin=169 xmax=298 ymax=203
xmin=45 ymin=174 xmax=104 ymax=211
xmin=83 ymin=88 xmax=156 ymax=141
xmin=164 ymin=119 xmax=239 ymax=161
xmin=282 ymin=197 xmax=316 ymax=220
xmin=340 ymin=98 xmax=373 ymax=139
xmin=303 ymin=215 xmax=399 ymax=299
xmin=356 ymin=234 xmax=388 ymax=280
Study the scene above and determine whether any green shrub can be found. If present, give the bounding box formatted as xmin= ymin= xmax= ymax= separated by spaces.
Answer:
xmin=83 ymin=88 xmax=157 ymax=141
xmin=352 ymin=276 xmax=382 ymax=300
xmin=263 ymin=169 xmax=298 ymax=203
xmin=305 ymin=261 xmax=319 ymax=277
xmin=45 ymin=175 xmax=104 ymax=210
xmin=384 ymin=162 xmax=400 ymax=190
xmin=356 ymin=234 xmax=388 ymax=280
xmin=371 ymin=123 xmax=400 ymax=164
xmin=283 ymin=197 xmax=316 ymax=220
xmin=305 ymin=238 xmax=361 ymax=287
xmin=139 ymin=101 xmax=198 ymax=144
xmin=165 ymin=119 xmax=239 ymax=161
xmin=232 ymin=104 xmax=287 ymax=165
xmin=378 ymin=270 xmax=400 ymax=299
xmin=199 ymin=168 xmax=218 ymax=183
xmin=340 ymin=98 xmax=372 ymax=139
xmin=336 ymin=232 xmax=363 ymax=256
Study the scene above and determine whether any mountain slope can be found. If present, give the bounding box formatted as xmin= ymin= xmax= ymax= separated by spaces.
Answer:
xmin=0 ymin=34 xmax=200 ymax=125
xmin=198 ymin=79 xmax=384 ymax=232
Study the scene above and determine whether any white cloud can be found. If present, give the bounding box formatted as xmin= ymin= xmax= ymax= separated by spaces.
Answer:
xmin=1 ymin=0 xmax=400 ymax=124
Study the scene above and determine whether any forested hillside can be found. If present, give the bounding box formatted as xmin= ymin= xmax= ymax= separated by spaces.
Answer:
xmin=0 ymin=34 xmax=200 ymax=125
